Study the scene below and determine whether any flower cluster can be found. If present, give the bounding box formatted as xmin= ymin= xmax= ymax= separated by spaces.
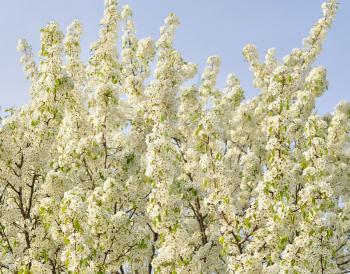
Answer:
xmin=1 ymin=0 xmax=349 ymax=273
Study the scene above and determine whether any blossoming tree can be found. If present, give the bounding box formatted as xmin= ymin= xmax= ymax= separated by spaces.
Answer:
xmin=0 ymin=0 xmax=349 ymax=273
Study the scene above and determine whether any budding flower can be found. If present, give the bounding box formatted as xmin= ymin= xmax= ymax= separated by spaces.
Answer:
xmin=305 ymin=66 xmax=328 ymax=96
xmin=121 ymin=4 xmax=132 ymax=19
xmin=137 ymin=37 xmax=156 ymax=60
xmin=165 ymin=12 xmax=180 ymax=26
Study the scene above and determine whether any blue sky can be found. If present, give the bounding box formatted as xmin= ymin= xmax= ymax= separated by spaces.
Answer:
xmin=0 ymin=0 xmax=349 ymax=114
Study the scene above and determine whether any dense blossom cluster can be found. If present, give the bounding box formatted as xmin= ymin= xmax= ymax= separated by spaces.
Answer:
xmin=0 ymin=0 xmax=349 ymax=273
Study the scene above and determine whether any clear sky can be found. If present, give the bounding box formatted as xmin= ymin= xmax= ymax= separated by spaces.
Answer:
xmin=0 ymin=0 xmax=349 ymax=114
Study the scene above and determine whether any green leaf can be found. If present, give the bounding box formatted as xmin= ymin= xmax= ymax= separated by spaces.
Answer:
xmin=73 ymin=219 xmax=83 ymax=233
xmin=244 ymin=217 xmax=251 ymax=229
xmin=63 ymin=236 xmax=70 ymax=245
xmin=138 ymin=238 xmax=148 ymax=250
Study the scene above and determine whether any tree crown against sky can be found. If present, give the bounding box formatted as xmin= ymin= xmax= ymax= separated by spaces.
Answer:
xmin=1 ymin=0 xmax=350 ymax=114
xmin=1 ymin=0 xmax=350 ymax=273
